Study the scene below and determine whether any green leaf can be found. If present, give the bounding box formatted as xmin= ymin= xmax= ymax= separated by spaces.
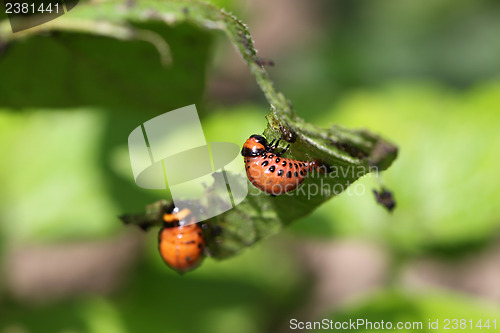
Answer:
xmin=0 ymin=14 xmax=213 ymax=243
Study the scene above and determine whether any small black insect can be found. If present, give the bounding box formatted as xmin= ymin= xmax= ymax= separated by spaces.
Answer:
xmin=373 ymin=188 xmax=396 ymax=212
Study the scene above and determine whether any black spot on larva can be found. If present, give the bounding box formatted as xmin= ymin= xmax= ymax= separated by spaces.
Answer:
xmin=282 ymin=161 xmax=287 ymax=167
xmin=186 ymin=256 xmax=191 ymax=262
xmin=278 ymin=169 xmax=284 ymax=176
xmin=276 ymin=157 xmax=280 ymax=163
xmin=289 ymin=163 xmax=293 ymax=169
xmin=198 ymin=232 xmax=202 ymax=236
xmin=185 ymin=240 xmax=196 ymax=244
xmin=262 ymin=154 xmax=267 ymax=158
xmin=294 ymin=172 xmax=298 ymax=177
xmin=294 ymin=163 xmax=298 ymax=169
xmin=198 ymin=243 xmax=203 ymax=249
xmin=286 ymin=171 xmax=292 ymax=178
xmin=268 ymin=154 xmax=275 ymax=159
xmin=300 ymin=170 xmax=305 ymax=176
xmin=262 ymin=161 xmax=269 ymax=167
xmin=269 ymin=165 xmax=276 ymax=172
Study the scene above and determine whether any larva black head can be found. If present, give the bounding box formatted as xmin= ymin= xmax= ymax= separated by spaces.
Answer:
xmin=162 ymin=204 xmax=192 ymax=227
xmin=249 ymin=134 xmax=268 ymax=144
xmin=241 ymin=134 xmax=269 ymax=157
xmin=163 ymin=203 xmax=178 ymax=215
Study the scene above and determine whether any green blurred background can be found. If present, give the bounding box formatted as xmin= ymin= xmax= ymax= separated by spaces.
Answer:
xmin=1 ymin=0 xmax=500 ymax=332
